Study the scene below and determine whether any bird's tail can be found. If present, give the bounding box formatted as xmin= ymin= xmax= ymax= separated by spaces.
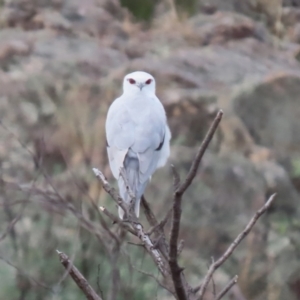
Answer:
xmin=118 ymin=151 xmax=147 ymax=219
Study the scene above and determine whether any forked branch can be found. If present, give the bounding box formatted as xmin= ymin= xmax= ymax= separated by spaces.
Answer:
xmin=168 ymin=110 xmax=223 ymax=300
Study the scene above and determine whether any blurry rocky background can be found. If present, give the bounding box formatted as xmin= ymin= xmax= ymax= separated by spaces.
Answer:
xmin=0 ymin=0 xmax=300 ymax=299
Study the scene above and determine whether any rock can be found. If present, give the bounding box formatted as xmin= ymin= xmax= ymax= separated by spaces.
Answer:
xmin=188 ymin=11 xmax=272 ymax=45
xmin=0 ymin=39 xmax=31 ymax=62
xmin=129 ymin=38 xmax=300 ymax=92
xmin=282 ymin=7 xmax=300 ymax=27
xmin=61 ymin=0 xmax=127 ymax=38
xmin=0 ymin=0 xmax=37 ymax=28
xmin=195 ymin=0 xmax=282 ymax=27
xmin=162 ymin=88 xmax=218 ymax=145
xmin=283 ymin=0 xmax=300 ymax=6
xmin=22 ymin=35 xmax=129 ymax=80
xmin=232 ymin=73 xmax=300 ymax=160
xmin=32 ymin=10 xmax=72 ymax=31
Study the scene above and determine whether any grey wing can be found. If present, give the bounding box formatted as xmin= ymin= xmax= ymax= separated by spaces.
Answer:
xmin=134 ymin=118 xmax=167 ymax=184
xmin=157 ymin=124 xmax=171 ymax=168
xmin=105 ymin=99 xmax=135 ymax=179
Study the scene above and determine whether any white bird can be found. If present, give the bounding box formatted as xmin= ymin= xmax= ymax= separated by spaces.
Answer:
xmin=105 ymin=71 xmax=171 ymax=219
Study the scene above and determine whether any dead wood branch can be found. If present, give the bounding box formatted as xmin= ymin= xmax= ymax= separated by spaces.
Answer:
xmin=93 ymin=171 xmax=169 ymax=277
xmin=177 ymin=110 xmax=223 ymax=195
xmin=197 ymin=193 xmax=276 ymax=300
xmin=216 ymin=275 xmax=238 ymax=300
xmin=168 ymin=111 xmax=223 ymax=300
xmin=56 ymin=250 xmax=102 ymax=300
xmin=93 ymin=168 xmax=127 ymax=215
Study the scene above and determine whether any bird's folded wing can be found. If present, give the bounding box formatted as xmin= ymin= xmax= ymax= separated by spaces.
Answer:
xmin=138 ymin=149 xmax=161 ymax=184
xmin=106 ymin=100 xmax=134 ymax=179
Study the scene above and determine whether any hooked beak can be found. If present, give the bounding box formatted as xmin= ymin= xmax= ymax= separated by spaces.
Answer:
xmin=136 ymin=83 xmax=145 ymax=91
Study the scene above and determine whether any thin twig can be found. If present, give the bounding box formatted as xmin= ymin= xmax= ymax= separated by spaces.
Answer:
xmin=0 ymin=255 xmax=52 ymax=291
xmin=177 ymin=239 xmax=184 ymax=256
xmin=141 ymin=196 xmax=159 ymax=227
xmin=59 ymin=155 xmax=120 ymax=247
xmin=177 ymin=110 xmax=223 ymax=195
xmin=56 ymin=250 xmax=102 ymax=300
xmin=93 ymin=168 xmax=127 ymax=214
xmin=197 ymin=193 xmax=276 ymax=300
xmin=171 ymin=164 xmax=180 ymax=190
xmin=134 ymin=223 xmax=167 ymax=276
xmin=211 ymin=257 xmax=216 ymax=298
xmin=99 ymin=206 xmax=136 ymax=235
xmin=146 ymin=206 xmax=172 ymax=236
xmin=0 ymin=215 xmax=22 ymax=243
xmin=216 ymin=275 xmax=238 ymax=300
xmin=127 ymin=241 xmax=144 ymax=247
xmin=141 ymin=196 xmax=169 ymax=259
xmin=96 ymin=264 xmax=104 ymax=298
xmin=132 ymin=265 xmax=172 ymax=293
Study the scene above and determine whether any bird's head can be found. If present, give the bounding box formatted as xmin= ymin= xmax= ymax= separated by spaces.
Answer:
xmin=123 ymin=71 xmax=156 ymax=95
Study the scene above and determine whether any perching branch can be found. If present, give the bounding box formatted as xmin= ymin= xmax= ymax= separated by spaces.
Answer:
xmin=93 ymin=170 xmax=169 ymax=278
xmin=56 ymin=250 xmax=102 ymax=300
xmin=197 ymin=193 xmax=276 ymax=300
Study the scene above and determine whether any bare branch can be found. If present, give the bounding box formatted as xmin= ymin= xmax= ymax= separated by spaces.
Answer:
xmin=167 ymin=111 xmax=224 ymax=300
xmin=197 ymin=193 xmax=276 ymax=300
xmin=177 ymin=110 xmax=223 ymax=195
xmin=134 ymin=222 xmax=168 ymax=276
xmin=177 ymin=239 xmax=184 ymax=256
xmin=93 ymin=170 xmax=168 ymax=277
xmin=211 ymin=257 xmax=216 ymax=298
xmin=127 ymin=241 xmax=144 ymax=247
xmin=132 ymin=265 xmax=172 ymax=294
xmin=99 ymin=206 xmax=136 ymax=235
xmin=171 ymin=164 xmax=180 ymax=190
xmin=146 ymin=206 xmax=172 ymax=236
xmin=0 ymin=255 xmax=51 ymax=291
xmin=56 ymin=250 xmax=102 ymax=300
xmin=0 ymin=214 xmax=22 ymax=243
xmin=141 ymin=196 xmax=170 ymax=260
xmin=216 ymin=275 xmax=238 ymax=300
xmin=141 ymin=196 xmax=159 ymax=227
xmin=93 ymin=168 xmax=127 ymax=214
xmin=169 ymin=187 xmax=188 ymax=300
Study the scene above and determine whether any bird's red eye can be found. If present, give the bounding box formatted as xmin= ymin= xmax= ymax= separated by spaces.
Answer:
xmin=145 ymin=79 xmax=152 ymax=85
xmin=128 ymin=78 xmax=136 ymax=84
